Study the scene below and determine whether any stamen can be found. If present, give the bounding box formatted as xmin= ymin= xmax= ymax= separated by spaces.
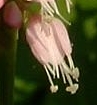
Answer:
xmin=59 ymin=65 xmax=66 ymax=84
xmin=43 ymin=1 xmax=54 ymax=13
xmin=66 ymin=83 xmax=79 ymax=94
xmin=50 ymin=85 xmax=58 ymax=93
xmin=64 ymin=71 xmax=73 ymax=86
xmin=41 ymin=2 xmax=54 ymax=17
xmin=65 ymin=0 xmax=72 ymax=14
xmin=44 ymin=65 xmax=58 ymax=93
xmin=55 ymin=65 xmax=60 ymax=79
xmin=49 ymin=1 xmax=71 ymax=25
xmin=62 ymin=57 xmax=79 ymax=82
xmin=62 ymin=61 xmax=72 ymax=74
xmin=46 ymin=64 xmax=55 ymax=78
xmin=72 ymin=67 xmax=79 ymax=82
xmin=44 ymin=65 xmax=54 ymax=86
xmin=67 ymin=55 xmax=75 ymax=69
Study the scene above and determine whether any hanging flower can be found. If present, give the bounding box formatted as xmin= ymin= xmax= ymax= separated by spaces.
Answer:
xmin=26 ymin=14 xmax=79 ymax=94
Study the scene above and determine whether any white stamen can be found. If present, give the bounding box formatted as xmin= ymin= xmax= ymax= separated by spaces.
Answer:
xmin=43 ymin=1 xmax=54 ymax=13
xmin=64 ymin=71 xmax=73 ymax=86
xmin=44 ymin=65 xmax=54 ymax=86
xmin=42 ymin=2 xmax=54 ymax=17
xmin=62 ymin=60 xmax=79 ymax=84
xmin=67 ymin=55 xmax=75 ymax=69
xmin=65 ymin=0 xmax=70 ymax=14
xmin=26 ymin=0 xmax=71 ymax=25
xmin=61 ymin=61 xmax=76 ymax=86
xmin=65 ymin=0 xmax=72 ymax=14
xmin=55 ymin=65 xmax=60 ymax=79
xmin=46 ymin=64 xmax=55 ymax=78
xmin=44 ymin=65 xmax=58 ymax=93
xmin=66 ymin=83 xmax=79 ymax=94
xmin=62 ymin=61 xmax=72 ymax=74
xmin=72 ymin=67 xmax=79 ymax=82
xmin=59 ymin=65 xmax=66 ymax=84
xmin=50 ymin=85 xmax=58 ymax=93
xmin=49 ymin=1 xmax=71 ymax=25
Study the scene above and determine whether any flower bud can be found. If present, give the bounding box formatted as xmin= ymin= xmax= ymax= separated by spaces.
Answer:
xmin=3 ymin=1 xmax=22 ymax=28
xmin=0 ymin=0 xmax=4 ymax=9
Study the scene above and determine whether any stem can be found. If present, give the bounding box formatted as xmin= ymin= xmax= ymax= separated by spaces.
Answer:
xmin=0 ymin=24 xmax=17 ymax=105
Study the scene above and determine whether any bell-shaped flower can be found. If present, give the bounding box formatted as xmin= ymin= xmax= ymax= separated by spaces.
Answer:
xmin=26 ymin=14 xmax=79 ymax=94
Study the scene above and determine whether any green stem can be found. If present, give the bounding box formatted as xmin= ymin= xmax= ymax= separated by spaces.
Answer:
xmin=0 ymin=26 xmax=17 ymax=105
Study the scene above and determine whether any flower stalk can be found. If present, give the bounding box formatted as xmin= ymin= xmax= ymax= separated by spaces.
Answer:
xmin=0 ymin=20 xmax=18 ymax=105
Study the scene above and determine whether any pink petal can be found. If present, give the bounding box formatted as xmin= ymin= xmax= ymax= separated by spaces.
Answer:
xmin=50 ymin=18 xmax=72 ymax=56
xmin=26 ymin=15 xmax=63 ymax=65
xmin=0 ymin=0 xmax=4 ymax=9
xmin=26 ymin=15 xmax=50 ymax=64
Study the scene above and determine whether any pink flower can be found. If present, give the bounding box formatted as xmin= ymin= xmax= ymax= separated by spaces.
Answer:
xmin=0 ymin=0 xmax=4 ymax=9
xmin=26 ymin=14 xmax=79 ymax=94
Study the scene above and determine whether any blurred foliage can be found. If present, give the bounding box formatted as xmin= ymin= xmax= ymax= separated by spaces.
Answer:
xmin=1 ymin=0 xmax=97 ymax=105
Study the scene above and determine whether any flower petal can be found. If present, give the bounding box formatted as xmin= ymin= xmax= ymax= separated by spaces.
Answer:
xmin=51 ymin=18 xmax=72 ymax=56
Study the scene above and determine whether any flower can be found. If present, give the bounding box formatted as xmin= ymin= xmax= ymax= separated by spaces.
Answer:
xmin=26 ymin=14 xmax=79 ymax=94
